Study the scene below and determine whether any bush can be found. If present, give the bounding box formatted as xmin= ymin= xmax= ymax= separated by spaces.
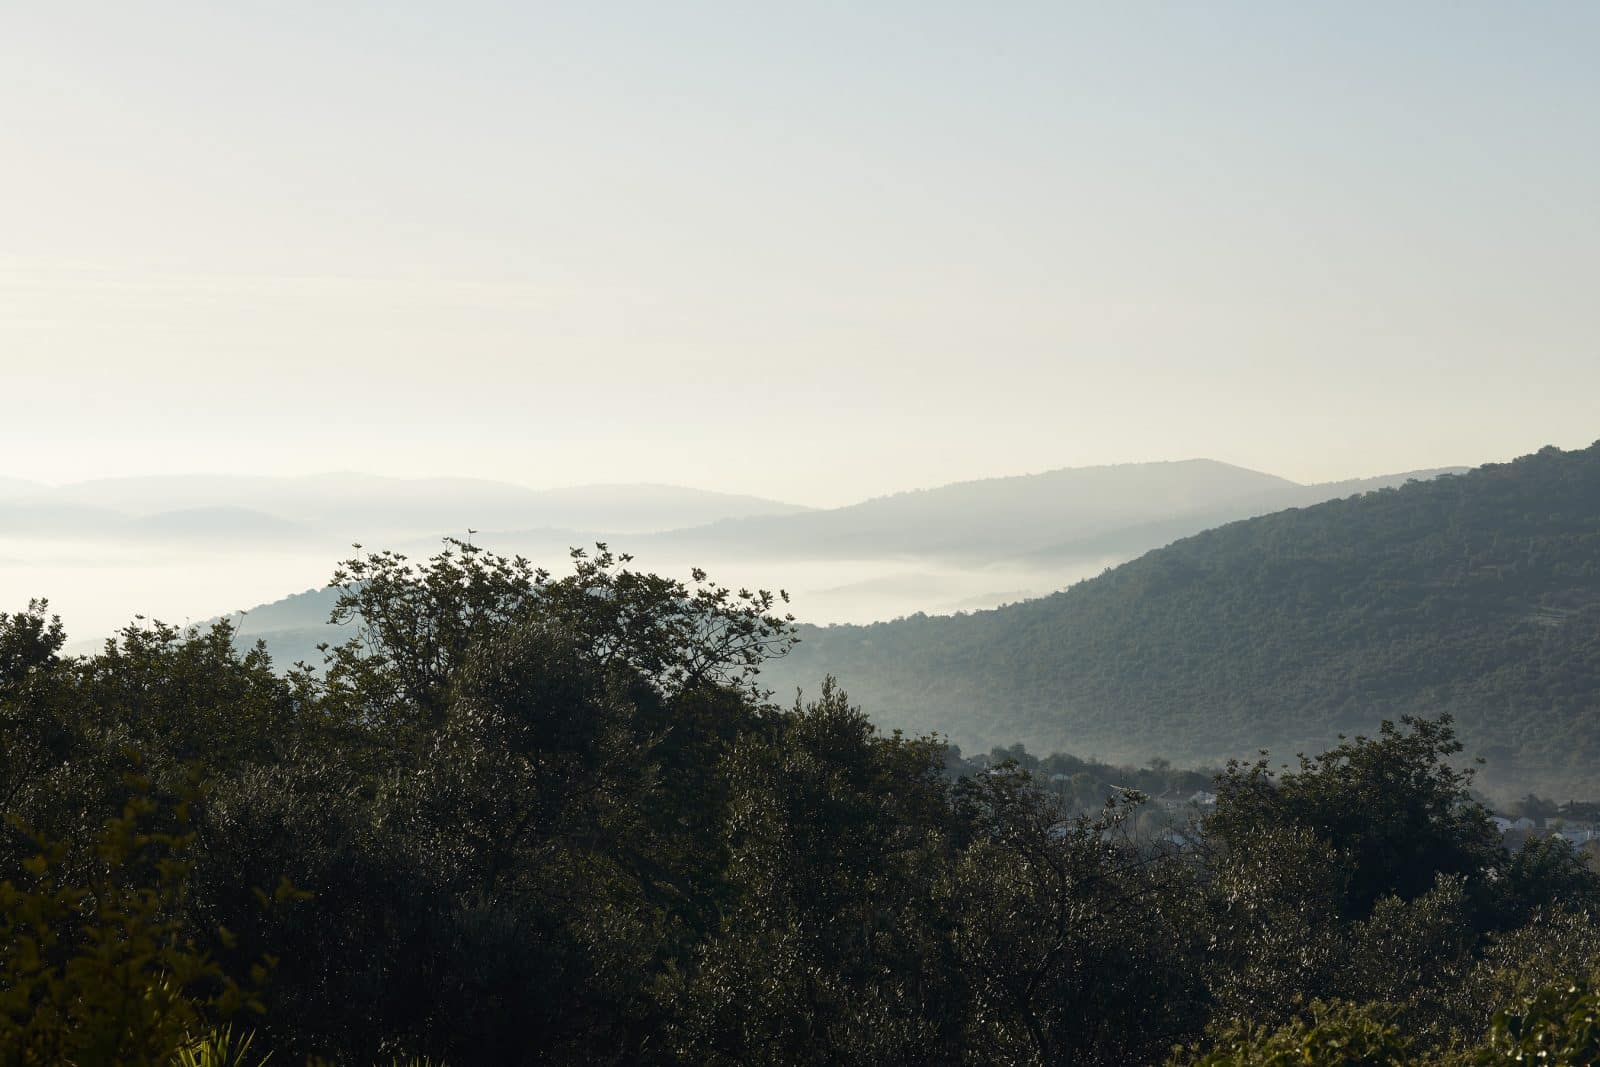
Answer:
xmin=1180 ymin=1000 xmax=1412 ymax=1066
xmin=0 ymin=782 xmax=265 ymax=1066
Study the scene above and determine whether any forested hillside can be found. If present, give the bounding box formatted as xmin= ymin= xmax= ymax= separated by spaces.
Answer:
xmin=767 ymin=442 xmax=1600 ymax=796
xmin=7 ymin=545 xmax=1600 ymax=1064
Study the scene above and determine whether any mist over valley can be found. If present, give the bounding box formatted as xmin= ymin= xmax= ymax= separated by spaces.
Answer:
xmin=8 ymin=3 xmax=1600 ymax=1060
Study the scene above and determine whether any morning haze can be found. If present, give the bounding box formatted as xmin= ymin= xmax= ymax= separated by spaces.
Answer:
xmin=4 ymin=3 xmax=1599 ymax=504
xmin=5 ymin=4 xmax=1600 ymax=1064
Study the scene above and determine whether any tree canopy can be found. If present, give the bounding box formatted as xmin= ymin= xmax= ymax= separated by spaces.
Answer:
xmin=2 ymin=542 xmax=1599 ymax=1064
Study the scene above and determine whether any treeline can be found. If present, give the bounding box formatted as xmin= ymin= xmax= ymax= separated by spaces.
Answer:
xmin=770 ymin=441 xmax=1600 ymax=796
xmin=4 ymin=542 xmax=1600 ymax=1064
xmin=955 ymin=743 xmax=1217 ymax=814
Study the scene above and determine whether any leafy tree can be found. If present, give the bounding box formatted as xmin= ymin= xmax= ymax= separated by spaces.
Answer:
xmin=1180 ymin=1000 xmax=1413 ymax=1067
xmin=950 ymin=772 xmax=1206 ymax=1065
xmin=1205 ymin=716 xmax=1501 ymax=920
xmin=1202 ymin=825 xmax=1349 ymax=1028
xmin=0 ymin=783 xmax=267 ymax=1066
xmin=239 ymin=541 xmax=798 ymax=1063
xmin=0 ymin=601 xmax=63 ymax=694
xmin=1466 ymin=972 xmax=1600 ymax=1065
xmin=0 ymin=602 xmax=71 ymax=831
xmin=1448 ymin=907 xmax=1600 ymax=1043
xmin=667 ymin=680 xmax=961 ymax=1065
xmin=7 ymin=535 xmax=1600 ymax=1065
xmin=323 ymin=540 xmax=793 ymax=734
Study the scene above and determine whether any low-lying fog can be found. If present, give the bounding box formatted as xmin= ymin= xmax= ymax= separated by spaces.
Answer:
xmin=2 ymin=463 xmax=1464 ymax=647
xmin=1 ymin=534 xmax=1121 ymax=649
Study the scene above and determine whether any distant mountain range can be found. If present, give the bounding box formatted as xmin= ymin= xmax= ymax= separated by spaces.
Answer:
xmin=6 ymin=464 xmax=1467 ymax=566
xmin=1017 ymin=469 xmax=1468 ymax=564
xmin=22 ymin=448 xmax=1600 ymax=795
xmin=0 ymin=474 xmax=811 ymax=543
xmin=219 ymin=585 xmax=347 ymax=668
xmin=200 ymin=451 xmax=1574 ymax=777
xmin=621 ymin=460 xmax=1467 ymax=564
xmin=637 ymin=459 xmax=1296 ymax=560
xmin=761 ymin=442 xmax=1600 ymax=797
xmin=203 ymin=459 xmax=1461 ymax=629
xmin=50 ymin=453 xmax=1591 ymax=789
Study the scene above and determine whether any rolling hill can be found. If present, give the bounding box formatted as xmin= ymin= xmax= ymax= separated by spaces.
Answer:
xmin=221 ymin=585 xmax=347 ymax=668
xmin=210 ymin=459 xmax=1456 ymax=652
xmin=1018 ymin=469 xmax=1466 ymax=564
xmin=52 ymin=474 xmax=810 ymax=536
xmin=125 ymin=506 xmax=315 ymax=543
xmin=1 ymin=477 xmax=813 ymax=646
xmin=635 ymin=461 xmax=1466 ymax=564
xmin=761 ymin=442 xmax=1600 ymax=797
xmin=641 ymin=459 xmax=1297 ymax=560
xmin=2 ymin=475 xmax=810 ymax=544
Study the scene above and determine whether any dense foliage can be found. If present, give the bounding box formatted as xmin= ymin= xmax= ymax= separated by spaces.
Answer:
xmin=3 ymin=540 xmax=1599 ymax=1063
xmin=770 ymin=441 xmax=1600 ymax=796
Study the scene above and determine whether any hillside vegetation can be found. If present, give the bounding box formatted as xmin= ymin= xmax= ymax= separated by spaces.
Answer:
xmin=766 ymin=442 xmax=1600 ymax=796
xmin=5 ymin=546 xmax=1600 ymax=1064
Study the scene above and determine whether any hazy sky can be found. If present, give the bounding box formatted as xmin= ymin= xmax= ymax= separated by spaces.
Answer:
xmin=3 ymin=2 xmax=1597 ymax=507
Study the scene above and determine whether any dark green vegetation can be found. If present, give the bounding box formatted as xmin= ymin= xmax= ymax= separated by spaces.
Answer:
xmin=768 ymin=441 xmax=1600 ymax=796
xmin=5 ymin=541 xmax=1600 ymax=1064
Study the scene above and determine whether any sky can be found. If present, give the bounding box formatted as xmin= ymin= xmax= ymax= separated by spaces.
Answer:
xmin=3 ymin=1 xmax=1597 ymax=508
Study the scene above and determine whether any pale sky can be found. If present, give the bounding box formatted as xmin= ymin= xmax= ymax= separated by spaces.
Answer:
xmin=3 ymin=1 xmax=1597 ymax=507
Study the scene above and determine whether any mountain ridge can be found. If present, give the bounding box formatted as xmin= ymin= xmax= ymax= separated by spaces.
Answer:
xmin=636 ymin=461 xmax=1468 ymax=565
xmin=0 ymin=476 xmax=811 ymax=540
xmin=640 ymin=459 xmax=1300 ymax=561
xmin=761 ymin=443 xmax=1600 ymax=795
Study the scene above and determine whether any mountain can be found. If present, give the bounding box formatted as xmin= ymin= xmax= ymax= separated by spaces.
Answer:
xmin=482 ymin=483 xmax=811 ymax=534
xmin=216 ymin=459 xmax=1484 ymax=692
xmin=642 ymin=460 xmax=1300 ymax=560
xmin=637 ymin=461 xmax=1466 ymax=564
xmin=208 ymin=460 xmax=1312 ymax=653
xmin=0 ymin=499 xmax=131 ymax=537
xmin=9 ymin=475 xmax=810 ymax=542
xmin=1020 ymin=468 xmax=1468 ymax=564
xmin=222 ymin=586 xmax=347 ymax=667
xmin=761 ymin=443 xmax=1600 ymax=797
xmin=0 ymin=499 xmax=313 ymax=544
xmin=126 ymin=506 xmax=314 ymax=543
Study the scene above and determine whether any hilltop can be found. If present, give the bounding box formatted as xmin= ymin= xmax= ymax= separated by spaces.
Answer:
xmin=762 ymin=442 xmax=1600 ymax=796
xmin=24 ymin=473 xmax=810 ymax=540
xmin=636 ymin=460 xmax=1464 ymax=564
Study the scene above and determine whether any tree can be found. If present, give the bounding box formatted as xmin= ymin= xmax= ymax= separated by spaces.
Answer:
xmin=1206 ymin=716 xmax=1502 ymax=920
xmin=0 ymin=602 xmax=70 ymax=829
xmin=667 ymin=680 xmax=961 ymax=1065
xmin=950 ymin=770 xmax=1206 ymax=1064
xmin=321 ymin=540 xmax=794 ymax=734
xmin=1180 ymin=1000 xmax=1413 ymax=1067
xmin=0 ymin=782 xmax=269 ymax=1066
xmin=1467 ymin=972 xmax=1600 ymax=1065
